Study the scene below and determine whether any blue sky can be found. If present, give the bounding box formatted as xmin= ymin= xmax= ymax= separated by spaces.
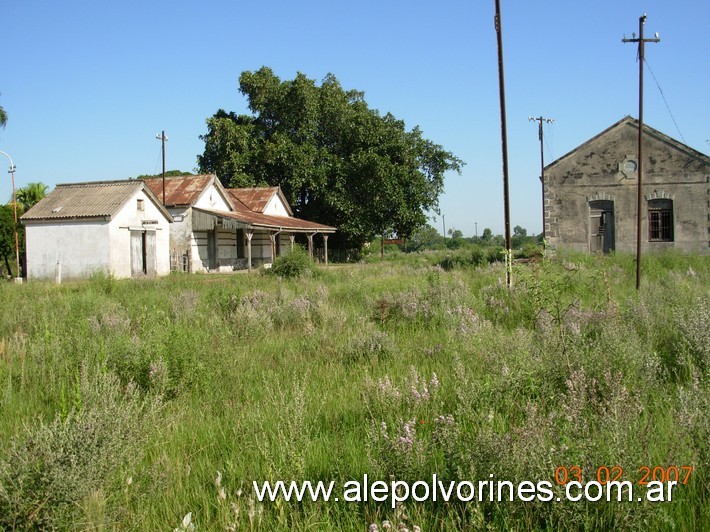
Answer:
xmin=1 ymin=0 xmax=708 ymax=236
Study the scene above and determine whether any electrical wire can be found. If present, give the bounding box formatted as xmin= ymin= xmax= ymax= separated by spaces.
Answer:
xmin=644 ymin=58 xmax=686 ymax=144
xmin=152 ymin=144 xmax=162 ymax=176
xmin=543 ymin=122 xmax=555 ymax=163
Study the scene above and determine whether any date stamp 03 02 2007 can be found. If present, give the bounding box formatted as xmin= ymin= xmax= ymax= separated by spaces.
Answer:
xmin=554 ymin=465 xmax=694 ymax=486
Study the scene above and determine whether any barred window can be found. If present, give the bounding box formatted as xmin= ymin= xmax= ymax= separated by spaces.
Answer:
xmin=648 ymin=199 xmax=673 ymax=242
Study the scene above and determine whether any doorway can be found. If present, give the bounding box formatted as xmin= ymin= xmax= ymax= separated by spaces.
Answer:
xmin=589 ymin=200 xmax=615 ymax=253
xmin=207 ymin=229 xmax=218 ymax=271
xmin=130 ymin=230 xmax=157 ymax=276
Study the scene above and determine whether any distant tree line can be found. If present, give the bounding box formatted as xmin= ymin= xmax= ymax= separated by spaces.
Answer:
xmin=405 ymin=223 xmax=541 ymax=253
xmin=134 ymin=170 xmax=194 ymax=180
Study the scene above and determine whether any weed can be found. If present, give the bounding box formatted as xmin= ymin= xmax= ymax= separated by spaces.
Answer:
xmin=0 ymin=367 xmax=163 ymax=529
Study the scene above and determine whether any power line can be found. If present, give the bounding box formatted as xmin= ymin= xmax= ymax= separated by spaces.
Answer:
xmin=152 ymin=144 xmax=162 ymax=175
xmin=543 ymin=121 xmax=555 ymax=162
xmin=644 ymin=58 xmax=686 ymax=144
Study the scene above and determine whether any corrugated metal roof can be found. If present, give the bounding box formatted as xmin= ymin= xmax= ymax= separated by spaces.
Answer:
xmin=228 ymin=187 xmax=280 ymax=213
xmin=194 ymin=207 xmax=336 ymax=233
xmin=142 ymin=174 xmax=216 ymax=206
xmin=21 ymin=180 xmax=144 ymax=221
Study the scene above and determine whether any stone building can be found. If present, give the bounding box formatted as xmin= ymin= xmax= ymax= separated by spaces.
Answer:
xmin=543 ymin=116 xmax=709 ymax=254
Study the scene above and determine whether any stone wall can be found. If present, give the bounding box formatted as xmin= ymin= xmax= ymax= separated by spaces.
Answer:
xmin=544 ymin=118 xmax=709 ymax=254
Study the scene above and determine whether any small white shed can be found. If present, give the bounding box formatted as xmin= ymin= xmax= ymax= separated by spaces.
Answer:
xmin=21 ymin=180 xmax=173 ymax=280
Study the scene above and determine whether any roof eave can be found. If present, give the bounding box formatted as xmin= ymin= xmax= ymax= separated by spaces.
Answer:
xmin=21 ymin=215 xmax=112 ymax=224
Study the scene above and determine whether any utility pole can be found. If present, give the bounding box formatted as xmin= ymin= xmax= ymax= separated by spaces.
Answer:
xmin=528 ymin=116 xmax=554 ymax=242
xmin=494 ymin=0 xmax=512 ymax=287
xmin=156 ymin=131 xmax=168 ymax=205
xmin=623 ymin=15 xmax=659 ymax=291
xmin=442 ymin=214 xmax=446 ymax=238
xmin=0 ymin=151 xmax=20 ymax=280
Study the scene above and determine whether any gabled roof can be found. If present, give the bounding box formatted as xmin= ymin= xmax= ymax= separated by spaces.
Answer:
xmin=227 ymin=186 xmax=293 ymax=216
xmin=21 ymin=180 xmax=172 ymax=222
xmin=545 ymin=116 xmax=710 ymax=171
xmin=142 ymin=174 xmax=235 ymax=210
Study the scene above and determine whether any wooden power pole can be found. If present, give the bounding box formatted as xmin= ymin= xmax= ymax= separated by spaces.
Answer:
xmin=156 ymin=131 xmax=168 ymax=205
xmin=494 ymin=0 xmax=512 ymax=287
xmin=623 ymin=15 xmax=659 ymax=290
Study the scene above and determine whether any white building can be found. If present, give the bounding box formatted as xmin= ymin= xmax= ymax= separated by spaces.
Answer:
xmin=142 ymin=174 xmax=336 ymax=272
xmin=21 ymin=180 xmax=173 ymax=280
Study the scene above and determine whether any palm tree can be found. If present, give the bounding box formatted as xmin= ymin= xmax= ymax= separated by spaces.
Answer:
xmin=16 ymin=182 xmax=49 ymax=212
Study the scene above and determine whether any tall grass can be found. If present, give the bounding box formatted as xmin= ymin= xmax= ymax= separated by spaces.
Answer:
xmin=0 ymin=251 xmax=707 ymax=530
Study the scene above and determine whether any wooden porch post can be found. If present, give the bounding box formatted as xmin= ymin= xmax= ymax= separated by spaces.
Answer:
xmin=289 ymin=234 xmax=295 ymax=252
xmin=323 ymin=234 xmax=329 ymax=266
xmin=269 ymin=233 xmax=277 ymax=263
xmin=246 ymin=231 xmax=253 ymax=272
xmin=306 ymin=233 xmax=314 ymax=259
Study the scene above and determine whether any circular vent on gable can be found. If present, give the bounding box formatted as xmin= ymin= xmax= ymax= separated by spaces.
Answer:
xmin=624 ymin=160 xmax=637 ymax=173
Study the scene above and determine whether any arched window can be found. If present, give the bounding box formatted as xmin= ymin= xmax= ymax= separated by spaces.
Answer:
xmin=648 ymin=199 xmax=673 ymax=242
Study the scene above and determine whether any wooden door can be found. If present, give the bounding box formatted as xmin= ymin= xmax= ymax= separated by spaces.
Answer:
xmin=130 ymin=231 xmax=145 ymax=276
xmin=589 ymin=201 xmax=615 ymax=253
xmin=145 ymin=231 xmax=157 ymax=276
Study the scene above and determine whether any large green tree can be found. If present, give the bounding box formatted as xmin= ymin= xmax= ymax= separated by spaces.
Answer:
xmin=198 ymin=68 xmax=463 ymax=247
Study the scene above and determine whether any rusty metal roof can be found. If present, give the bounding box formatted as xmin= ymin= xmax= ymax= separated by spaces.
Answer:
xmin=194 ymin=207 xmax=336 ymax=233
xmin=21 ymin=180 xmax=170 ymax=222
xmin=142 ymin=174 xmax=236 ymax=211
xmin=228 ymin=187 xmax=291 ymax=214
xmin=143 ymin=174 xmax=212 ymax=206
xmin=142 ymin=174 xmax=217 ymax=207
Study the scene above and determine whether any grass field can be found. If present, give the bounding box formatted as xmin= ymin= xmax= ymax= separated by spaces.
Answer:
xmin=0 ymin=250 xmax=707 ymax=530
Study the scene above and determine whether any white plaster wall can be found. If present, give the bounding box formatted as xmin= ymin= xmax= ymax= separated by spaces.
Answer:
xmin=263 ymin=194 xmax=290 ymax=217
xmin=194 ymin=183 xmax=232 ymax=212
xmin=191 ymin=230 xmax=209 ymax=272
xmin=251 ymin=232 xmax=271 ymax=259
xmin=110 ymin=188 xmax=171 ymax=277
xmin=26 ymin=222 xmax=110 ymax=280
xmin=218 ymin=228 xmax=237 ymax=260
xmin=167 ymin=207 xmax=193 ymax=250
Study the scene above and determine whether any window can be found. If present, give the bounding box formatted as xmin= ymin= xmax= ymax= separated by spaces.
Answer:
xmin=648 ymin=199 xmax=673 ymax=242
xmin=137 ymin=199 xmax=145 ymax=211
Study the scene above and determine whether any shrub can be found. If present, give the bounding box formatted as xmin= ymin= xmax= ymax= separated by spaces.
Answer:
xmin=344 ymin=324 xmax=393 ymax=363
xmin=267 ymin=246 xmax=314 ymax=279
xmin=435 ymin=246 xmax=497 ymax=270
xmin=0 ymin=368 xmax=162 ymax=529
